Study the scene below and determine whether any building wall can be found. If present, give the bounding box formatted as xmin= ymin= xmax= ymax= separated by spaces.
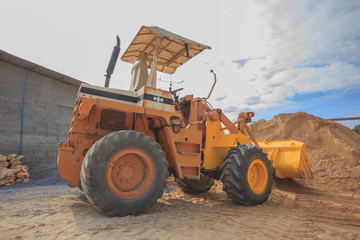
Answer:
xmin=0 ymin=60 xmax=79 ymax=178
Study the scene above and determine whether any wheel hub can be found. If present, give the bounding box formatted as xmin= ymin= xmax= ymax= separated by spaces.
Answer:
xmin=247 ymin=159 xmax=268 ymax=195
xmin=112 ymin=153 xmax=145 ymax=191
xmin=106 ymin=148 xmax=154 ymax=199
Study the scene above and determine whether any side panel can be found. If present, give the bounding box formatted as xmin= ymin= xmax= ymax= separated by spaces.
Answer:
xmin=158 ymin=127 xmax=202 ymax=179
xmin=137 ymin=87 xmax=176 ymax=113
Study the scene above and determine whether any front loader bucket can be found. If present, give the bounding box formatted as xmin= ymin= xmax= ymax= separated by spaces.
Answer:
xmin=258 ymin=140 xmax=313 ymax=179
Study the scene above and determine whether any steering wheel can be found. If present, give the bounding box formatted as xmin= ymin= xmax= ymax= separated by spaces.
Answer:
xmin=171 ymin=88 xmax=184 ymax=95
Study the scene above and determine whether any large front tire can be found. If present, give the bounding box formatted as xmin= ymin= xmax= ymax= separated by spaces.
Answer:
xmin=220 ymin=145 xmax=272 ymax=205
xmin=80 ymin=130 xmax=168 ymax=217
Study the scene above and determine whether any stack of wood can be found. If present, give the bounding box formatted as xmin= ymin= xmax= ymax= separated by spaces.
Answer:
xmin=0 ymin=154 xmax=29 ymax=186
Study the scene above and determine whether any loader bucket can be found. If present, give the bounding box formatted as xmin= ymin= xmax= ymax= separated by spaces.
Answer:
xmin=258 ymin=140 xmax=313 ymax=179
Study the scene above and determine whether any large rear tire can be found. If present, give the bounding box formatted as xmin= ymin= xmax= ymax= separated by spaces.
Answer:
xmin=220 ymin=145 xmax=272 ymax=205
xmin=176 ymin=175 xmax=214 ymax=193
xmin=80 ymin=130 xmax=168 ymax=216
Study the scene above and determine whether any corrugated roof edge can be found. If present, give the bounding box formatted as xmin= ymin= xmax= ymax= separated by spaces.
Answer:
xmin=145 ymin=26 xmax=212 ymax=50
xmin=0 ymin=49 xmax=84 ymax=87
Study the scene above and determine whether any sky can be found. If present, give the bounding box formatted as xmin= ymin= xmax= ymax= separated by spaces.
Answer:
xmin=1 ymin=0 xmax=359 ymax=128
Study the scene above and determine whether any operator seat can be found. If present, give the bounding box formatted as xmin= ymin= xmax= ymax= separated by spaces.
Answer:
xmin=129 ymin=53 xmax=148 ymax=91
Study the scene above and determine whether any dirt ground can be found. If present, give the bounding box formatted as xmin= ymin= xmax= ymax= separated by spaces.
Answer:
xmin=1 ymin=178 xmax=359 ymax=240
xmin=1 ymin=112 xmax=359 ymax=240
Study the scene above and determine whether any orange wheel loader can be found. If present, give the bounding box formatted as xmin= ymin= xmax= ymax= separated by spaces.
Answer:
xmin=57 ymin=26 xmax=312 ymax=216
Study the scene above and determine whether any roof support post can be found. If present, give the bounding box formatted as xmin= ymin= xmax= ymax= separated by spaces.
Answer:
xmin=147 ymin=37 xmax=161 ymax=88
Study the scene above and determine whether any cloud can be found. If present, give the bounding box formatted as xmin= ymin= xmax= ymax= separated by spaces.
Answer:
xmin=214 ymin=95 xmax=228 ymax=101
xmin=209 ymin=0 xmax=360 ymax=119
xmin=271 ymin=62 xmax=360 ymax=93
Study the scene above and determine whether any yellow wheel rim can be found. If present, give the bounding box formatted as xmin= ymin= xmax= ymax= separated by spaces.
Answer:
xmin=247 ymin=159 xmax=268 ymax=195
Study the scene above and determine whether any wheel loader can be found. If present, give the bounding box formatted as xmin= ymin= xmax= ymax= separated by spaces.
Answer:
xmin=57 ymin=26 xmax=312 ymax=216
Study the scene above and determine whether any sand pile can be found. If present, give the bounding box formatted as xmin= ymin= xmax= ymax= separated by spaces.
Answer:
xmin=249 ymin=112 xmax=360 ymax=194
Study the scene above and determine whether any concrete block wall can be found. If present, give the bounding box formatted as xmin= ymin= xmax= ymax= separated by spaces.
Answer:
xmin=0 ymin=60 xmax=79 ymax=178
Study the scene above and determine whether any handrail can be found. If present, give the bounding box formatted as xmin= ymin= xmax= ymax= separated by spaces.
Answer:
xmin=205 ymin=70 xmax=217 ymax=100
xmin=195 ymin=70 xmax=217 ymax=104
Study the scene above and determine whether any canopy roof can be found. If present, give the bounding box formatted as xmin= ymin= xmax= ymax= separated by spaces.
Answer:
xmin=121 ymin=26 xmax=211 ymax=74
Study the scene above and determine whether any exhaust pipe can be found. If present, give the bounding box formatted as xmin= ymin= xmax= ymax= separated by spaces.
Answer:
xmin=104 ymin=35 xmax=121 ymax=87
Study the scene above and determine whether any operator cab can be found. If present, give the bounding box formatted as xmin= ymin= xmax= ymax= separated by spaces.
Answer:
xmin=78 ymin=26 xmax=211 ymax=114
xmin=122 ymin=26 xmax=211 ymax=92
